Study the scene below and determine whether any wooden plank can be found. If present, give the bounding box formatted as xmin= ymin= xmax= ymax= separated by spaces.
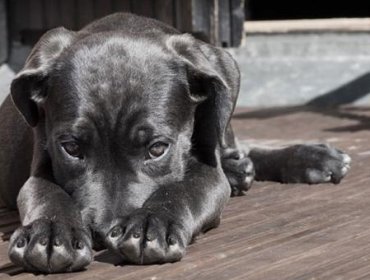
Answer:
xmin=9 ymin=0 xmax=30 ymax=42
xmin=28 ymin=0 xmax=43 ymax=30
xmin=154 ymin=0 xmax=174 ymax=26
xmin=131 ymin=0 xmax=154 ymax=18
xmin=174 ymin=0 xmax=192 ymax=32
xmin=20 ymin=0 xmax=45 ymax=45
xmin=112 ymin=0 xmax=131 ymax=12
xmin=191 ymin=0 xmax=212 ymax=43
xmin=1 ymin=107 xmax=370 ymax=279
xmin=43 ymin=0 xmax=61 ymax=28
xmin=0 ymin=0 xmax=7 ymax=63
xmin=76 ymin=0 xmax=95 ymax=28
xmin=218 ymin=0 xmax=231 ymax=47
xmin=230 ymin=0 xmax=244 ymax=47
xmin=94 ymin=0 xmax=113 ymax=19
xmin=60 ymin=0 xmax=76 ymax=29
xmin=209 ymin=0 xmax=219 ymax=45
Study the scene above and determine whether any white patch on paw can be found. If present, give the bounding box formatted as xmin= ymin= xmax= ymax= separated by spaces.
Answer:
xmin=167 ymin=243 xmax=184 ymax=261
xmin=244 ymin=176 xmax=253 ymax=185
xmin=73 ymin=246 xmax=92 ymax=268
xmin=53 ymin=244 xmax=67 ymax=255
xmin=34 ymin=243 xmax=47 ymax=254
xmin=323 ymin=174 xmax=332 ymax=182
xmin=12 ymin=246 xmax=26 ymax=259
xmin=77 ymin=245 xmax=89 ymax=254
xmin=341 ymin=165 xmax=350 ymax=175
xmin=342 ymin=154 xmax=352 ymax=165
xmin=124 ymin=236 xmax=141 ymax=248
xmin=145 ymin=239 xmax=160 ymax=250
xmin=245 ymin=164 xmax=254 ymax=173
xmin=168 ymin=243 xmax=181 ymax=253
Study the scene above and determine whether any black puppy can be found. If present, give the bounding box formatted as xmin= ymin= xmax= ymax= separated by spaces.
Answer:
xmin=0 ymin=13 xmax=350 ymax=273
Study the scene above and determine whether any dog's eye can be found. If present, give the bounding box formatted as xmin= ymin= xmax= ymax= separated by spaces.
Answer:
xmin=61 ymin=141 xmax=82 ymax=159
xmin=148 ymin=142 xmax=169 ymax=159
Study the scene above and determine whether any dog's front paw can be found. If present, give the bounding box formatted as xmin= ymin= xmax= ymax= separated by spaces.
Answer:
xmin=8 ymin=219 xmax=92 ymax=273
xmin=105 ymin=209 xmax=189 ymax=264
xmin=222 ymin=148 xmax=255 ymax=196
xmin=283 ymin=144 xmax=351 ymax=184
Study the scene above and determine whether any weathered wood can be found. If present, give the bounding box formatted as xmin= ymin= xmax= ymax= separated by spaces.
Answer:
xmin=76 ymin=0 xmax=95 ymax=28
xmin=8 ymin=0 xmax=30 ymax=42
xmin=0 ymin=0 xmax=7 ymax=63
xmin=131 ymin=0 xmax=154 ymax=18
xmin=191 ymin=0 xmax=212 ymax=43
xmin=154 ymin=0 xmax=174 ymax=26
xmin=94 ymin=0 xmax=113 ymax=19
xmin=112 ymin=0 xmax=131 ymax=12
xmin=174 ymin=0 xmax=192 ymax=32
xmin=7 ymin=0 xmax=244 ymax=49
xmin=43 ymin=0 xmax=61 ymax=28
xmin=230 ymin=0 xmax=244 ymax=46
xmin=219 ymin=0 xmax=231 ymax=47
xmin=60 ymin=0 xmax=76 ymax=30
xmin=0 ymin=107 xmax=370 ymax=279
xmin=28 ymin=0 xmax=43 ymax=30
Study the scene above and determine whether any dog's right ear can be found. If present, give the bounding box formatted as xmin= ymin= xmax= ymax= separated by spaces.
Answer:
xmin=11 ymin=27 xmax=76 ymax=127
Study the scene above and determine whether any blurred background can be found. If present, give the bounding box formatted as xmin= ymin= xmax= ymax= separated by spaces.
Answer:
xmin=0 ymin=0 xmax=370 ymax=107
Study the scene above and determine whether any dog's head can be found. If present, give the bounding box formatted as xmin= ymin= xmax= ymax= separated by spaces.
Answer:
xmin=11 ymin=27 xmax=236 ymax=215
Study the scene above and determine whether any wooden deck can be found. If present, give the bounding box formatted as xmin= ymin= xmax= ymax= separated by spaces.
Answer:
xmin=1 ymin=106 xmax=370 ymax=279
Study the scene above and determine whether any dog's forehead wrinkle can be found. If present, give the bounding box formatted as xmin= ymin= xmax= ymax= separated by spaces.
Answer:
xmin=71 ymin=35 xmax=170 ymax=77
xmin=66 ymin=77 xmax=187 ymax=143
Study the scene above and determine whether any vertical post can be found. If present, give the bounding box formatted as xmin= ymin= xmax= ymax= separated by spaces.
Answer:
xmin=175 ymin=0 xmax=192 ymax=33
xmin=230 ymin=0 xmax=244 ymax=46
xmin=209 ymin=0 xmax=219 ymax=46
xmin=219 ymin=0 xmax=231 ymax=47
xmin=0 ymin=0 xmax=7 ymax=63
xmin=174 ymin=0 xmax=244 ymax=47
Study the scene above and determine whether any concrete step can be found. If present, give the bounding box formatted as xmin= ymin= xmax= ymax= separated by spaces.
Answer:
xmin=228 ymin=32 xmax=370 ymax=107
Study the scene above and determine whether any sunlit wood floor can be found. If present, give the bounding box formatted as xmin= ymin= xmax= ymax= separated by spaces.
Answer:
xmin=1 ymin=106 xmax=370 ymax=280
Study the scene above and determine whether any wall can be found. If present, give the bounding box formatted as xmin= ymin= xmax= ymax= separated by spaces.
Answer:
xmin=229 ymin=32 xmax=370 ymax=107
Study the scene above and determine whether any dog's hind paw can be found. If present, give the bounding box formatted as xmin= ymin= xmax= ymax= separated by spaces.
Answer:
xmin=105 ymin=209 xmax=189 ymax=264
xmin=8 ymin=219 xmax=92 ymax=273
xmin=221 ymin=148 xmax=255 ymax=196
xmin=281 ymin=144 xmax=351 ymax=184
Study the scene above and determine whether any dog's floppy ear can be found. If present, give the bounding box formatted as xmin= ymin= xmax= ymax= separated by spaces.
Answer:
xmin=11 ymin=27 xmax=76 ymax=127
xmin=167 ymin=34 xmax=239 ymax=155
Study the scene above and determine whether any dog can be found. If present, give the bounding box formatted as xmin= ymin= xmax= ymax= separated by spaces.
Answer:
xmin=0 ymin=13 xmax=351 ymax=273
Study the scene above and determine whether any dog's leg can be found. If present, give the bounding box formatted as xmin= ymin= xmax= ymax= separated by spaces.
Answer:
xmin=8 ymin=177 xmax=92 ymax=273
xmin=249 ymin=144 xmax=351 ymax=184
xmin=221 ymin=125 xmax=255 ymax=196
xmin=0 ymin=96 xmax=33 ymax=209
xmin=104 ymin=160 xmax=230 ymax=264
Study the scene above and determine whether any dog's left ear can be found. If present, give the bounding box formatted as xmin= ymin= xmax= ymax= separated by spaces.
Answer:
xmin=11 ymin=27 xmax=76 ymax=127
xmin=167 ymin=34 xmax=239 ymax=151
